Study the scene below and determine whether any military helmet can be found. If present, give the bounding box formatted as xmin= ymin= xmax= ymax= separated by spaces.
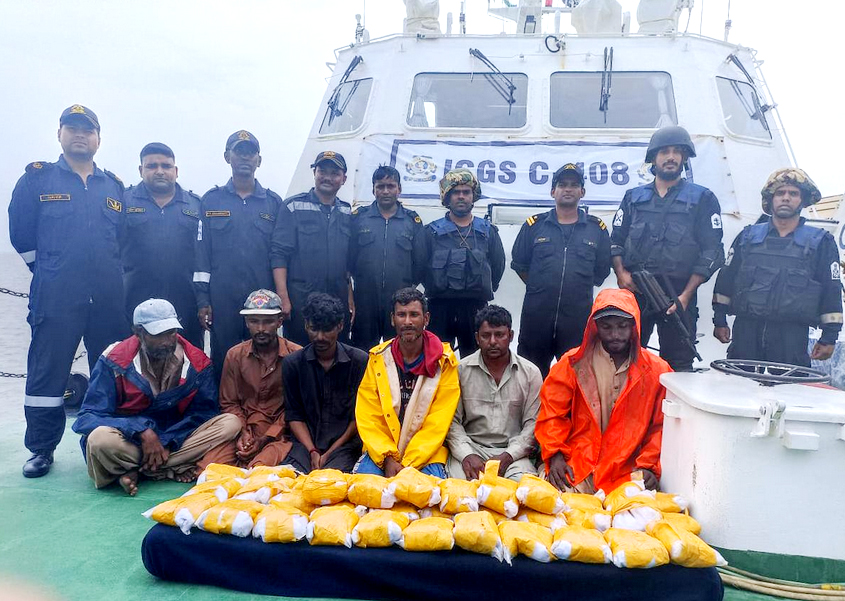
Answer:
xmin=645 ymin=125 xmax=697 ymax=164
xmin=439 ymin=168 xmax=481 ymax=207
xmin=760 ymin=168 xmax=822 ymax=215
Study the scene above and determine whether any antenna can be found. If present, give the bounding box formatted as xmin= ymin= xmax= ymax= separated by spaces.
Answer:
xmin=460 ymin=1 xmax=466 ymax=34
xmin=724 ymin=0 xmax=731 ymax=42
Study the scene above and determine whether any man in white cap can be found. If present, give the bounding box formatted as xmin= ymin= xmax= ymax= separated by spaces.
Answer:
xmin=73 ymin=299 xmax=240 ymax=495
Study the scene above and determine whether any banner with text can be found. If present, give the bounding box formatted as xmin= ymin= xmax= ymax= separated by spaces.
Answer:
xmin=355 ymin=136 xmax=737 ymax=213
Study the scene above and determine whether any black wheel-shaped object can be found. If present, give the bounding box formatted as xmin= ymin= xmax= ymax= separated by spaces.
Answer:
xmin=710 ymin=359 xmax=830 ymax=386
xmin=63 ymin=372 xmax=89 ymax=415
xmin=544 ymin=34 xmax=561 ymax=53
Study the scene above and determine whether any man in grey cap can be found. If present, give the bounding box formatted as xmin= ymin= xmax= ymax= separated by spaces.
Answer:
xmin=200 ymin=289 xmax=302 ymax=469
xmin=73 ymin=299 xmax=240 ymax=495
xmin=194 ymin=131 xmax=284 ymax=378
xmin=272 ymin=150 xmax=354 ymax=346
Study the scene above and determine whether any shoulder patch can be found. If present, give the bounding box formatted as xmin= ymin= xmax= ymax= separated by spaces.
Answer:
xmin=106 ymin=197 xmax=122 ymax=212
xmin=182 ymin=208 xmax=199 ymax=218
xmin=26 ymin=161 xmax=53 ymax=177
xmin=587 ymin=214 xmax=606 ymax=230
xmin=832 ymin=261 xmax=841 ymax=281
xmin=414 ymin=215 xmax=422 ymax=224
xmin=205 ymin=210 xmax=231 ymax=218
xmin=127 ymin=206 xmax=146 ymax=214
xmin=526 ymin=213 xmax=542 ymax=226
xmin=613 ymin=208 xmax=624 ymax=227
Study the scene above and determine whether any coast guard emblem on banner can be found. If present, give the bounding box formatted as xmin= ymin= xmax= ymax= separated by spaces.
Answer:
xmin=404 ymin=155 xmax=437 ymax=183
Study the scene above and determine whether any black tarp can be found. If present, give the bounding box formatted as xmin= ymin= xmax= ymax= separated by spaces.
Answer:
xmin=142 ymin=524 xmax=723 ymax=601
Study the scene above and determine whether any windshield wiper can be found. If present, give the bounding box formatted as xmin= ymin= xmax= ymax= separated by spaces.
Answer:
xmin=599 ymin=46 xmax=614 ymax=123
xmin=727 ymin=53 xmax=771 ymax=133
xmin=469 ymin=48 xmax=517 ymax=114
xmin=326 ymin=55 xmax=364 ymax=126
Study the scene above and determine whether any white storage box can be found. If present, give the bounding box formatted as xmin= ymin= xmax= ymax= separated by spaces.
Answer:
xmin=659 ymin=370 xmax=845 ymax=560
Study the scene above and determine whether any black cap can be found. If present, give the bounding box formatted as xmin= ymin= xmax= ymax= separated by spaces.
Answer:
xmin=593 ymin=306 xmax=634 ymax=321
xmin=140 ymin=142 xmax=175 ymax=161
xmin=311 ymin=150 xmax=347 ymax=172
xmin=552 ymin=163 xmax=585 ymax=187
xmin=226 ymin=130 xmax=260 ymax=153
xmin=59 ymin=104 xmax=100 ymax=131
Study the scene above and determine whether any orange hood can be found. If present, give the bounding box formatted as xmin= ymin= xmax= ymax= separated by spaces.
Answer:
xmin=568 ymin=288 xmax=641 ymax=365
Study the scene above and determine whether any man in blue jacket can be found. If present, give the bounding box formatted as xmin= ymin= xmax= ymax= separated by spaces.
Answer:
xmin=9 ymin=105 xmax=129 ymax=478
xmin=72 ymin=299 xmax=240 ymax=495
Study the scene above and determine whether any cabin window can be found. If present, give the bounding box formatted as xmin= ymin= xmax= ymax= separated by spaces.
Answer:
xmin=319 ymin=78 xmax=374 ymax=135
xmin=407 ymin=72 xmax=528 ymax=128
xmin=716 ymin=77 xmax=772 ymax=140
xmin=549 ymin=71 xmax=677 ymax=128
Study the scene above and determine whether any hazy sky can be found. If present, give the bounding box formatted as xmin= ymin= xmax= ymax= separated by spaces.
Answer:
xmin=1 ymin=1 xmax=842 ymax=253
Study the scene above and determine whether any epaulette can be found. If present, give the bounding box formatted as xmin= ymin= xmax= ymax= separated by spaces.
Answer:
xmin=284 ymin=192 xmax=310 ymax=204
xmin=25 ymin=161 xmax=53 ymax=177
xmin=200 ymin=186 xmax=221 ymax=202
xmin=185 ymin=189 xmax=202 ymax=202
xmin=266 ymin=189 xmax=283 ymax=203
xmin=103 ymin=169 xmax=125 ymax=192
xmin=407 ymin=208 xmax=423 ymax=225
xmin=587 ymin=214 xmax=607 ymax=230
xmin=525 ymin=213 xmax=543 ymax=227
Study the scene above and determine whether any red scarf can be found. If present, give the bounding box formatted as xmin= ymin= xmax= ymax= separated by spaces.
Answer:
xmin=390 ymin=331 xmax=443 ymax=378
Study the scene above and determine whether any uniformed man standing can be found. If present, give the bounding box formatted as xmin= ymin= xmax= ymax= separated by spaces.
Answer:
xmin=713 ymin=168 xmax=842 ymax=366
xmin=511 ymin=163 xmax=611 ymax=378
xmin=349 ymin=165 xmax=426 ymax=351
xmin=194 ymin=131 xmax=282 ymax=376
xmin=123 ymin=143 xmax=202 ymax=348
xmin=422 ymin=168 xmax=505 ymax=356
xmin=272 ymin=151 xmax=353 ymax=347
xmin=610 ymin=126 xmax=724 ymax=371
xmin=9 ymin=105 xmax=128 ymax=478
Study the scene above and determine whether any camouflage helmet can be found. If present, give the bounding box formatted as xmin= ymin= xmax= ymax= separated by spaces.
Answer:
xmin=760 ymin=168 xmax=822 ymax=215
xmin=439 ymin=168 xmax=481 ymax=207
xmin=645 ymin=125 xmax=697 ymax=164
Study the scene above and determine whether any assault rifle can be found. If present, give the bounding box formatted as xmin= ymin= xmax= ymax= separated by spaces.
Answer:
xmin=631 ymin=270 xmax=702 ymax=363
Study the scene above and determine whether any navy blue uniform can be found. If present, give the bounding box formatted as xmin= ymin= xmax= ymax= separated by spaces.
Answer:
xmin=123 ymin=182 xmax=202 ymax=348
xmin=271 ymin=189 xmax=353 ymax=346
xmin=511 ymin=208 xmax=611 ymax=377
xmin=194 ymin=179 xmax=282 ymax=375
xmin=713 ymin=218 xmax=843 ymax=366
xmin=348 ymin=201 xmax=426 ymax=350
xmin=422 ymin=215 xmax=506 ymax=356
xmin=8 ymin=156 xmax=129 ymax=455
xmin=610 ymin=178 xmax=724 ymax=370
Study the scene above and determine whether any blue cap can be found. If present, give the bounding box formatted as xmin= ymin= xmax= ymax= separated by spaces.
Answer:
xmin=226 ymin=130 xmax=260 ymax=152
xmin=60 ymin=104 xmax=100 ymax=131
xmin=552 ymin=163 xmax=585 ymax=186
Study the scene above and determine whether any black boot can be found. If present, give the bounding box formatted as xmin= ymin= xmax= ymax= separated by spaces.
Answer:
xmin=22 ymin=452 xmax=54 ymax=478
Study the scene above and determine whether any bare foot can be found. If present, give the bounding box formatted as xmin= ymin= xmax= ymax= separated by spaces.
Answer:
xmin=173 ymin=467 xmax=198 ymax=483
xmin=119 ymin=470 xmax=139 ymax=496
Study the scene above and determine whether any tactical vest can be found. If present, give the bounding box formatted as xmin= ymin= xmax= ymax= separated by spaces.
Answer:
xmin=427 ymin=217 xmax=494 ymax=299
xmin=624 ymin=183 xmax=706 ymax=279
xmin=732 ymin=223 xmax=825 ymax=324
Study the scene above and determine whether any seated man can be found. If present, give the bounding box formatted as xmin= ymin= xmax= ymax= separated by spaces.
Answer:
xmin=355 ymin=287 xmax=460 ymax=478
xmin=72 ymin=299 xmax=241 ymax=495
xmin=282 ymin=293 xmax=368 ymax=473
xmin=200 ymin=290 xmax=302 ymax=469
xmin=446 ymin=305 xmax=541 ymax=481
xmin=535 ymin=288 xmax=671 ymax=494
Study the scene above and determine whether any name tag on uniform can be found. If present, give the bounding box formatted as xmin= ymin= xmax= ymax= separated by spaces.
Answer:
xmin=583 ymin=239 xmax=597 ymax=247
xmin=127 ymin=207 xmax=146 ymax=214
xmin=259 ymin=212 xmax=275 ymax=222
xmin=107 ymin=197 xmax=122 ymax=212
xmin=205 ymin=210 xmax=230 ymax=217
xmin=182 ymin=209 xmax=199 ymax=218
xmin=534 ymin=237 xmax=550 ymax=243
xmin=39 ymin=194 xmax=70 ymax=202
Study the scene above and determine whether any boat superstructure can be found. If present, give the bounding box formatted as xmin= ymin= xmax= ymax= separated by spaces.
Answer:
xmin=287 ymin=0 xmax=796 ymax=364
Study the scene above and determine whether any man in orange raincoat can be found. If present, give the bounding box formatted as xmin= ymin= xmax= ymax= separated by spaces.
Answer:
xmin=535 ymin=288 xmax=672 ymax=494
